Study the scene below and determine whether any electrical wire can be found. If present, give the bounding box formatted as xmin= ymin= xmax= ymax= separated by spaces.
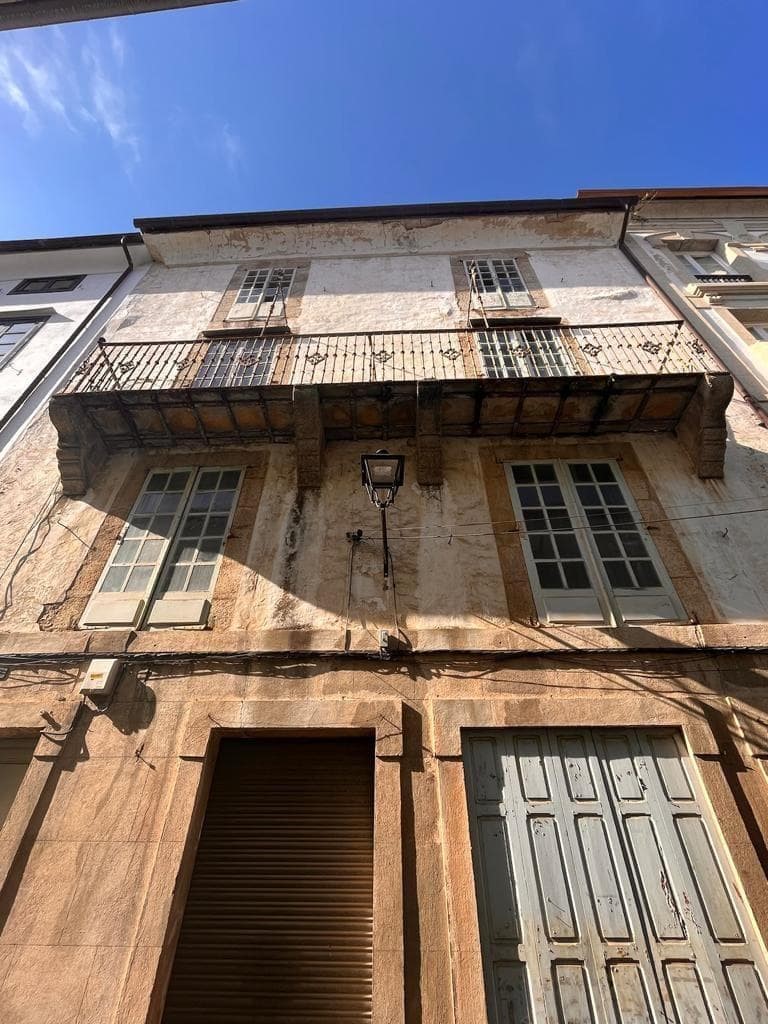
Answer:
xmin=363 ymin=502 xmax=768 ymax=543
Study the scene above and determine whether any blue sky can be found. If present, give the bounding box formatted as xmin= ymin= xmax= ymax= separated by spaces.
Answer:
xmin=0 ymin=0 xmax=765 ymax=239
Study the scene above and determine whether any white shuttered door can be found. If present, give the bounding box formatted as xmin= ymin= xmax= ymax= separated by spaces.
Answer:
xmin=464 ymin=728 xmax=768 ymax=1024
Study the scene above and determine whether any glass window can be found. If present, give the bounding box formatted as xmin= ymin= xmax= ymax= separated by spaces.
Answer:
xmin=228 ymin=267 xmax=296 ymax=320
xmin=0 ymin=317 xmax=48 ymax=367
xmin=90 ymin=467 xmax=242 ymax=624
xmin=506 ymin=460 xmax=683 ymax=626
xmin=464 ymin=257 xmax=534 ymax=309
xmin=476 ymin=328 xmax=575 ymax=378
xmin=11 ymin=275 xmax=84 ymax=294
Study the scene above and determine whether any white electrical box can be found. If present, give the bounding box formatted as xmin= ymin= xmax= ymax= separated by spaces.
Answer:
xmin=80 ymin=658 xmax=122 ymax=697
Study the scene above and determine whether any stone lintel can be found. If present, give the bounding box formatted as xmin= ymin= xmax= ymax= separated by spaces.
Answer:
xmin=293 ymin=384 xmax=324 ymax=488
xmin=677 ymin=372 xmax=733 ymax=478
xmin=416 ymin=380 xmax=443 ymax=486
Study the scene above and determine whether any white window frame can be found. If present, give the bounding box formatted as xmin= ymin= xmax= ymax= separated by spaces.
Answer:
xmin=10 ymin=275 xmax=84 ymax=295
xmin=475 ymin=328 xmax=575 ymax=378
xmin=226 ymin=267 xmax=296 ymax=321
xmin=505 ymin=459 xmax=685 ymax=626
xmin=464 ymin=257 xmax=534 ymax=309
xmin=81 ymin=467 xmax=243 ymax=629
xmin=680 ymin=251 xmax=734 ymax=277
xmin=0 ymin=316 xmax=48 ymax=371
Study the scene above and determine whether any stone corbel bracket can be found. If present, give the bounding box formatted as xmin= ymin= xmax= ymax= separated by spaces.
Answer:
xmin=677 ymin=372 xmax=734 ymax=479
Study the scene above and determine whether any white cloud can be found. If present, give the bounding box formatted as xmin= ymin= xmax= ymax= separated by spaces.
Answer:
xmin=0 ymin=51 xmax=37 ymax=133
xmin=83 ymin=31 xmax=140 ymax=165
xmin=221 ymin=124 xmax=243 ymax=171
xmin=0 ymin=26 xmax=141 ymax=167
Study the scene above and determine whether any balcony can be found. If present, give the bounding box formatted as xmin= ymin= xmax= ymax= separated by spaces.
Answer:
xmin=63 ymin=321 xmax=715 ymax=392
xmin=50 ymin=321 xmax=731 ymax=494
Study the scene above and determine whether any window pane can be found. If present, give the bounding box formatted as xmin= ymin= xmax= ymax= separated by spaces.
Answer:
xmin=512 ymin=465 xmax=534 ymax=484
xmin=205 ymin=515 xmax=229 ymax=536
xmin=569 ymin=464 xmax=591 ymax=483
xmin=555 ymin=534 xmax=580 ymax=558
xmin=533 ymin=464 xmax=557 ymax=482
xmin=152 ymin=515 xmax=174 ymax=538
xmin=189 ymin=565 xmax=215 ymax=591
xmin=563 ymin=562 xmax=591 ymax=589
xmin=113 ymin=540 xmax=140 ymax=565
xmin=530 ymin=535 xmax=555 ymax=559
xmin=212 ymin=489 xmax=236 ymax=512
xmin=590 ymin=464 xmax=615 ymax=482
xmin=102 ymin=566 xmax=128 ymax=592
xmin=221 ymin=470 xmax=241 ymax=489
xmin=540 ymin=485 xmax=564 ymax=506
xmin=517 ymin=486 xmax=540 ymax=507
xmin=181 ymin=515 xmax=205 ymax=538
xmin=632 ymin=561 xmax=661 ymax=588
xmin=605 ymin=562 xmax=633 ymax=588
xmin=198 ymin=471 xmax=220 ymax=489
xmin=136 ymin=493 xmax=161 ymax=514
xmin=147 ymin=473 xmax=169 ymax=491
xmin=619 ymin=532 xmax=648 ymax=557
xmin=536 ymin=563 xmax=563 ymax=588
xmin=126 ymin=566 xmax=153 ymax=591
xmin=595 ymin=534 xmax=621 ymax=558
xmin=140 ymin=540 xmax=163 ymax=562
xmin=190 ymin=492 xmax=212 ymax=512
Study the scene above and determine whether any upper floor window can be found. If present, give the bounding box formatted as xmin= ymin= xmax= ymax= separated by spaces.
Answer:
xmin=464 ymin=257 xmax=534 ymax=309
xmin=81 ymin=467 xmax=242 ymax=629
xmin=506 ymin=460 xmax=684 ymax=626
xmin=0 ymin=316 xmax=47 ymax=369
xmin=477 ymin=328 xmax=575 ymax=378
xmin=748 ymin=324 xmax=768 ymax=341
xmin=679 ymin=252 xmax=751 ymax=281
xmin=227 ymin=267 xmax=296 ymax=321
xmin=10 ymin=275 xmax=84 ymax=295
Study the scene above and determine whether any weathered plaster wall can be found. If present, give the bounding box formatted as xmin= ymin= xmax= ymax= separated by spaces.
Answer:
xmin=1 ymin=654 xmax=767 ymax=1023
xmin=101 ymin=264 xmax=234 ymax=343
xmin=4 ymin=410 xmax=768 ymax=636
xmin=98 ymin=248 xmax=671 ymax=339
xmin=142 ymin=211 xmax=627 ymax=267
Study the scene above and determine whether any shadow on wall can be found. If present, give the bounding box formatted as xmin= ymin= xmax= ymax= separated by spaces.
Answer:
xmin=0 ymin=677 xmax=156 ymax=940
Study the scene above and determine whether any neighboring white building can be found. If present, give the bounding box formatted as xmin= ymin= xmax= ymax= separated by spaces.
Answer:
xmin=0 ymin=232 xmax=149 ymax=454
xmin=580 ymin=186 xmax=768 ymax=416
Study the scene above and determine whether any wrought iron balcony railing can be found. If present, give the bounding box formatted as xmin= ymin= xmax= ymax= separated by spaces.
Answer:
xmin=694 ymin=274 xmax=752 ymax=284
xmin=63 ymin=321 xmax=716 ymax=395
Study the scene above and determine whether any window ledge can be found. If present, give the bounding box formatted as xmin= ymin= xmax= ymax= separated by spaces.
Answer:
xmin=685 ymin=280 xmax=768 ymax=301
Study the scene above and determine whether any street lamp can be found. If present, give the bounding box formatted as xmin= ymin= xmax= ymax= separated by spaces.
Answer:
xmin=361 ymin=450 xmax=405 ymax=579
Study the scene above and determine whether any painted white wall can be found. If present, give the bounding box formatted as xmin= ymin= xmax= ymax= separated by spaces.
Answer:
xmin=0 ymin=274 xmax=120 ymax=417
xmin=0 ymin=242 xmax=149 ymax=421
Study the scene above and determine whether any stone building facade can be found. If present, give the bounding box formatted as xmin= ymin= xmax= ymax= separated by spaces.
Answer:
xmin=2 ymin=196 xmax=768 ymax=1023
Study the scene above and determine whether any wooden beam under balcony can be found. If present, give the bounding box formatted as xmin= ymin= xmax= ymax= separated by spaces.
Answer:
xmin=49 ymin=371 xmax=733 ymax=496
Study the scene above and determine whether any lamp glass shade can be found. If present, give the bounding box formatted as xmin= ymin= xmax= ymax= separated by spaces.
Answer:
xmin=361 ymin=451 xmax=404 ymax=507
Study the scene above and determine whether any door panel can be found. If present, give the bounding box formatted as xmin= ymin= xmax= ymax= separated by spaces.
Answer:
xmin=465 ymin=728 xmax=768 ymax=1024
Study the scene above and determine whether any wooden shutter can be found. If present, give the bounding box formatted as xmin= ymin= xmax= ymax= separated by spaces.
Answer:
xmin=161 ymin=737 xmax=374 ymax=1024
xmin=465 ymin=728 xmax=768 ymax=1024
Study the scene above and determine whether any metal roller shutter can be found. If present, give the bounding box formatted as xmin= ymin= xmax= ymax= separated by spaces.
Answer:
xmin=161 ymin=737 xmax=375 ymax=1024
